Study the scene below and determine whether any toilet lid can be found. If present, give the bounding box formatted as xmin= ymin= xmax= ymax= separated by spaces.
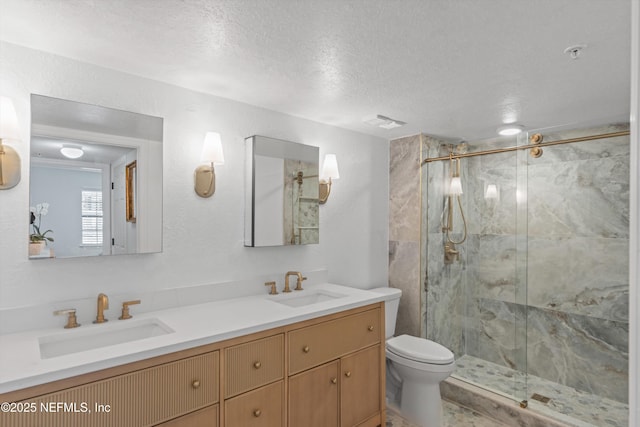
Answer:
xmin=387 ymin=334 xmax=454 ymax=365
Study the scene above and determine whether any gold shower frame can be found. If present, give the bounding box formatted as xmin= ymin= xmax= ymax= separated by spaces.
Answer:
xmin=422 ymin=130 xmax=629 ymax=164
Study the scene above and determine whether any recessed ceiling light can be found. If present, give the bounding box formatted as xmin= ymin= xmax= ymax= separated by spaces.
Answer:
xmin=497 ymin=124 xmax=524 ymax=136
xmin=363 ymin=114 xmax=406 ymax=129
xmin=60 ymin=145 xmax=84 ymax=159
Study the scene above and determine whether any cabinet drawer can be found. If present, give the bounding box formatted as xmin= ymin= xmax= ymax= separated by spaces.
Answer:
xmin=288 ymin=308 xmax=380 ymax=375
xmin=1 ymin=351 xmax=219 ymax=427
xmin=225 ymin=380 xmax=283 ymax=427
xmin=158 ymin=404 xmax=218 ymax=426
xmin=224 ymin=334 xmax=284 ymax=398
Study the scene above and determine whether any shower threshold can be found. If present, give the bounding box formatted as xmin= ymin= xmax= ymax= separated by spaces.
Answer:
xmin=451 ymin=355 xmax=628 ymax=427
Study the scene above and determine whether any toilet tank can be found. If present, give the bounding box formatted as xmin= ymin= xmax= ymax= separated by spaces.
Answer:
xmin=370 ymin=287 xmax=402 ymax=339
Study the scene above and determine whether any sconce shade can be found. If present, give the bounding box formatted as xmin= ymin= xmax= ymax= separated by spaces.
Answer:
xmin=201 ymin=132 xmax=225 ymax=165
xmin=485 ymin=184 xmax=498 ymax=199
xmin=319 ymin=154 xmax=339 ymax=204
xmin=0 ymin=96 xmax=21 ymax=190
xmin=321 ymin=154 xmax=339 ymax=180
xmin=449 ymin=177 xmax=463 ymax=195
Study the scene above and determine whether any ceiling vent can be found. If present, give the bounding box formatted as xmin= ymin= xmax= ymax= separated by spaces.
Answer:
xmin=363 ymin=115 xmax=406 ymax=130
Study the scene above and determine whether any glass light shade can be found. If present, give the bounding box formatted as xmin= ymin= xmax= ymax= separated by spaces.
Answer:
xmin=497 ymin=124 xmax=524 ymax=136
xmin=201 ymin=132 xmax=224 ymax=165
xmin=60 ymin=145 xmax=84 ymax=159
xmin=321 ymin=154 xmax=339 ymax=180
xmin=484 ymin=184 xmax=498 ymax=199
xmin=449 ymin=177 xmax=463 ymax=195
xmin=0 ymin=96 xmax=21 ymax=141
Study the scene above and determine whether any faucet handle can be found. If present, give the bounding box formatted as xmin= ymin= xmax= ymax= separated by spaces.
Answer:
xmin=54 ymin=308 xmax=81 ymax=329
xmin=265 ymin=281 xmax=278 ymax=295
xmin=294 ymin=276 xmax=307 ymax=291
xmin=119 ymin=300 xmax=141 ymax=320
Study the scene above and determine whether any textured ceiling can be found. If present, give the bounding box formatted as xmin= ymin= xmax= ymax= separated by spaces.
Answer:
xmin=0 ymin=0 xmax=632 ymax=141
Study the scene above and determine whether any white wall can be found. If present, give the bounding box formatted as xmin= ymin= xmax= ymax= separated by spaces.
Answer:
xmin=254 ymin=155 xmax=285 ymax=246
xmin=30 ymin=164 xmax=102 ymax=258
xmin=0 ymin=41 xmax=389 ymax=309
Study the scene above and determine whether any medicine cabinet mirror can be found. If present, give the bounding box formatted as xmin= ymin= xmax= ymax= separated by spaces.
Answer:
xmin=245 ymin=135 xmax=319 ymax=247
xmin=29 ymin=94 xmax=163 ymax=259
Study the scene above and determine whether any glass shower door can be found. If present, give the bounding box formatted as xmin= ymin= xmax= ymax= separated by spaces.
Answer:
xmin=422 ymin=135 xmax=528 ymax=405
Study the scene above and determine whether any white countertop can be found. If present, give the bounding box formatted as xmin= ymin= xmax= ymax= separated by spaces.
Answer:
xmin=0 ymin=283 xmax=386 ymax=394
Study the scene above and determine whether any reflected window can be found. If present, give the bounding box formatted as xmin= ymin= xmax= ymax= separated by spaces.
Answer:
xmin=81 ymin=190 xmax=103 ymax=246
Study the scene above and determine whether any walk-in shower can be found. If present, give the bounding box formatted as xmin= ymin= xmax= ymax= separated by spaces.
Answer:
xmin=421 ymin=123 xmax=630 ymax=427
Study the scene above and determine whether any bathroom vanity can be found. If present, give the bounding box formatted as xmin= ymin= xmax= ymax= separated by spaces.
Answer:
xmin=0 ymin=284 xmax=386 ymax=427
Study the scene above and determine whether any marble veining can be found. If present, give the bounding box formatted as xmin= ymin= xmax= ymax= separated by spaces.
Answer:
xmin=420 ymin=124 xmax=630 ymax=425
xmin=452 ymin=355 xmax=629 ymax=427
xmin=387 ymin=401 xmax=510 ymax=427
xmin=389 ymin=135 xmax=424 ymax=337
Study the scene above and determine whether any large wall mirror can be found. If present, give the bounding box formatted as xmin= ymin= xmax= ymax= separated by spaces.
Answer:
xmin=245 ymin=135 xmax=319 ymax=247
xmin=29 ymin=95 xmax=163 ymax=259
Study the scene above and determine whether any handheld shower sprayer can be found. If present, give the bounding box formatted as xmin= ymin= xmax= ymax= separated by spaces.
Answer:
xmin=442 ymin=150 xmax=467 ymax=264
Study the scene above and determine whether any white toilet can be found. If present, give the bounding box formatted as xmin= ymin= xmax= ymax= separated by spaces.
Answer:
xmin=372 ymin=287 xmax=455 ymax=427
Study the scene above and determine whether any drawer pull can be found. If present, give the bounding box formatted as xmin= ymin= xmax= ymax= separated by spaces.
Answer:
xmin=303 ymin=345 xmax=310 ymax=353
xmin=253 ymin=361 xmax=262 ymax=369
xmin=345 ymin=371 xmax=352 ymax=378
xmin=253 ymin=409 xmax=262 ymax=417
xmin=191 ymin=380 xmax=201 ymax=389
xmin=331 ymin=377 xmax=337 ymax=384
xmin=368 ymin=325 xmax=374 ymax=331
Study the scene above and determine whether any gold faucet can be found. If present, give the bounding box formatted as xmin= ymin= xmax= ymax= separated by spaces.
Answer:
xmin=284 ymin=271 xmax=307 ymax=292
xmin=54 ymin=308 xmax=80 ymax=329
xmin=93 ymin=293 xmax=109 ymax=324
xmin=444 ymin=242 xmax=459 ymax=264
xmin=119 ymin=300 xmax=141 ymax=320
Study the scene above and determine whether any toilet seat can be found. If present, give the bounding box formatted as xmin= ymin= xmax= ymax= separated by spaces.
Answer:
xmin=387 ymin=334 xmax=454 ymax=365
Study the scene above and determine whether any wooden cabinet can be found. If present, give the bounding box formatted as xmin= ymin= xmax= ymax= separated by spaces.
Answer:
xmin=288 ymin=307 xmax=383 ymax=427
xmin=288 ymin=308 xmax=381 ymax=375
xmin=224 ymin=334 xmax=285 ymax=426
xmin=340 ymin=345 xmax=381 ymax=427
xmin=159 ymin=405 xmax=219 ymax=427
xmin=0 ymin=303 xmax=384 ymax=427
xmin=0 ymin=351 xmax=219 ymax=427
xmin=288 ymin=346 xmax=381 ymax=427
xmin=224 ymin=334 xmax=284 ymax=398
xmin=289 ymin=361 xmax=339 ymax=427
xmin=225 ymin=380 xmax=283 ymax=427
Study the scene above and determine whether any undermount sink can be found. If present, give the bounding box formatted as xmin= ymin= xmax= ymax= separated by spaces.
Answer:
xmin=39 ymin=318 xmax=174 ymax=359
xmin=271 ymin=290 xmax=346 ymax=308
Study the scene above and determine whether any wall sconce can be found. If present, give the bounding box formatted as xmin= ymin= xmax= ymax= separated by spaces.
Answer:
xmin=0 ymin=96 xmax=22 ymax=190
xmin=194 ymin=132 xmax=224 ymax=198
xmin=484 ymin=184 xmax=499 ymax=201
xmin=319 ymin=154 xmax=339 ymax=204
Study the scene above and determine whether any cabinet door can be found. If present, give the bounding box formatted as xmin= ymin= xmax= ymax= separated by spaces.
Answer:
xmin=288 ymin=361 xmax=339 ymax=427
xmin=225 ymin=381 xmax=283 ymax=427
xmin=158 ymin=405 xmax=218 ymax=427
xmin=340 ymin=345 xmax=381 ymax=427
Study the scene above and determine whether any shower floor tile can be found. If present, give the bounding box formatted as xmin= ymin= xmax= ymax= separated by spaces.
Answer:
xmin=454 ymin=355 xmax=628 ymax=427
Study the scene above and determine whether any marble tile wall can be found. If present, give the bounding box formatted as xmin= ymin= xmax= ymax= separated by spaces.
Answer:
xmin=389 ymin=135 xmax=422 ymax=337
xmin=423 ymin=124 xmax=630 ymax=404
xmin=284 ymin=159 xmax=319 ymax=244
